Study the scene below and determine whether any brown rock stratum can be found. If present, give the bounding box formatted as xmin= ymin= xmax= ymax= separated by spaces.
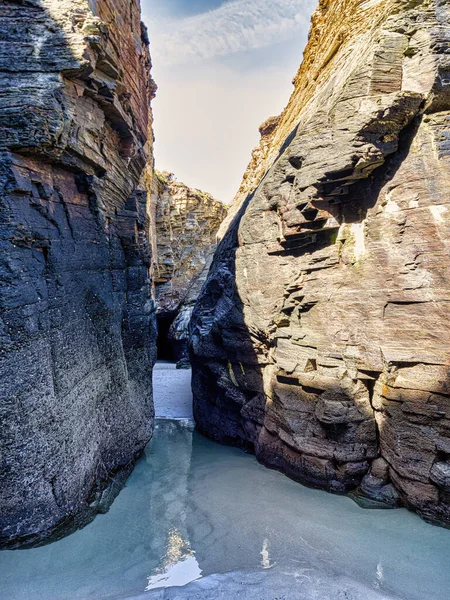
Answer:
xmin=151 ymin=172 xmax=226 ymax=316
xmin=191 ymin=0 xmax=450 ymax=526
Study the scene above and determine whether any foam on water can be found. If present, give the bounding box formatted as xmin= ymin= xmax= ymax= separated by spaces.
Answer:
xmin=1 ymin=420 xmax=450 ymax=600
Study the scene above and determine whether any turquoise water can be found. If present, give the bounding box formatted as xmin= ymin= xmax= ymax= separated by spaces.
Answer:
xmin=1 ymin=420 xmax=450 ymax=600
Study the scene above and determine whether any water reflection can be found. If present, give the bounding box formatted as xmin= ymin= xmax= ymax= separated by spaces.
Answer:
xmin=375 ymin=562 xmax=384 ymax=589
xmin=143 ymin=420 xmax=198 ymax=590
xmin=145 ymin=527 xmax=201 ymax=590
xmin=0 ymin=420 xmax=450 ymax=600
xmin=260 ymin=539 xmax=275 ymax=570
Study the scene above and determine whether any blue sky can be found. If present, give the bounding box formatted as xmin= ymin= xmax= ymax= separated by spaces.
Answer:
xmin=141 ymin=0 xmax=315 ymax=202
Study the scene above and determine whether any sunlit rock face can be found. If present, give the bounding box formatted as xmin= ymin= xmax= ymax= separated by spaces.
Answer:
xmin=191 ymin=0 xmax=450 ymax=526
xmin=151 ymin=172 xmax=227 ymax=365
xmin=0 ymin=0 xmax=157 ymax=548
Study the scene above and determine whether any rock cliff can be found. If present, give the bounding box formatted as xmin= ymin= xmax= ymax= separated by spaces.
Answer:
xmin=0 ymin=0 xmax=157 ymax=548
xmin=151 ymin=172 xmax=226 ymax=365
xmin=191 ymin=0 xmax=450 ymax=526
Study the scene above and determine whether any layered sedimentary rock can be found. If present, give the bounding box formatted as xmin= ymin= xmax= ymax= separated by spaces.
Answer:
xmin=151 ymin=172 xmax=226 ymax=364
xmin=191 ymin=0 xmax=450 ymax=525
xmin=0 ymin=0 xmax=157 ymax=548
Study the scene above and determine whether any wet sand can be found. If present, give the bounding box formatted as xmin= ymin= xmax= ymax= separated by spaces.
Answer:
xmin=153 ymin=362 xmax=193 ymax=420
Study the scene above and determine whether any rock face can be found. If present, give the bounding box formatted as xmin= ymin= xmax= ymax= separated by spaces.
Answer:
xmin=0 ymin=0 xmax=157 ymax=548
xmin=151 ymin=172 xmax=226 ymax=365
xmin=191 ymin=0 xmax=450 ymax=526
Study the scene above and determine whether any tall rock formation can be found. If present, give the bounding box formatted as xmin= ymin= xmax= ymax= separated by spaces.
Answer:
xmin=191 ymin=0 xmax=450 ymax=526
xmin=151 ymin=172 xmax=226 ymax=365
xmin=0 ymin=0 xmax=157 ymax=548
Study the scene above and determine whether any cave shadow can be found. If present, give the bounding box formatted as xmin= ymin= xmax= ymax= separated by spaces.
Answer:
xmin=156 ymin=310 xmax=178 ymax=362
xmin=190 ymin=191 xmax=264 ymax=452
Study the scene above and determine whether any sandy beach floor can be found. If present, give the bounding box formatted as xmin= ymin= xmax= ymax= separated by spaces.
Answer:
xmin=152 ymin=362 xmax=193 ymax=420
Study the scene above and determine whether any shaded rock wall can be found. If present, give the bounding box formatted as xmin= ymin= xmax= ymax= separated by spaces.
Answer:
xmin=191 ymin=0 xmax=450 ymax=525
xmin=0 ymin=0 xmax=157 ymax=548
xmin=151 ymin=172 xmax=226 ymax=364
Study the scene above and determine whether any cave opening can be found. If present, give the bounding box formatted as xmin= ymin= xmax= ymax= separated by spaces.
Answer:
xmin=156 ymin=311 xmax=178 ymax=362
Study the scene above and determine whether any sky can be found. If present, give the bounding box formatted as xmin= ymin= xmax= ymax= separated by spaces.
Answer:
xmin=141 ymin=0 xmax=316 ymax=203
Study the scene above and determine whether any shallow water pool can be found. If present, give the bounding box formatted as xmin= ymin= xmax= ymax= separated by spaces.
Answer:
xmin=1 ymin=420 xmax=450 ymax=600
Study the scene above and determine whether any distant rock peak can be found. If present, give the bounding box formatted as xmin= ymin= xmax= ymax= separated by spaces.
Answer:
xmin=150 ymin=170 xmax=227 ymax=366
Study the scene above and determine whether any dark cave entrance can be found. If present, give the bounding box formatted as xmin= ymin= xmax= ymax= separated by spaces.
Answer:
xmin=156 ymin=311 xmax=178 ymax=361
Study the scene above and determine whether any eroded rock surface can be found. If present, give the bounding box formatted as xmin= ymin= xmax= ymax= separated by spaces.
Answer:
xmin=191 ymin=0 xmax=450 ymax=525
xmin=0 ymin=0 xmax=157 ymax=548
xmin=151 ymin=172 xmax=226 ymax=365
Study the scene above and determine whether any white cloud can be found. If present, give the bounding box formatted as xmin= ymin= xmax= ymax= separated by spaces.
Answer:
xmin=147 ymin=0 xmax=315 ymax=65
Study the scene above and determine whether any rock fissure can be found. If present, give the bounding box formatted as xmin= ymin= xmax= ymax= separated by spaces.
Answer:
xmin=149 ymin=171 xmax=227 ymax=367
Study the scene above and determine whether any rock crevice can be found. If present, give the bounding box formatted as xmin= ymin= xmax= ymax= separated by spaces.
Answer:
xmin=150 ymin=172 xmax=227 ymax=366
